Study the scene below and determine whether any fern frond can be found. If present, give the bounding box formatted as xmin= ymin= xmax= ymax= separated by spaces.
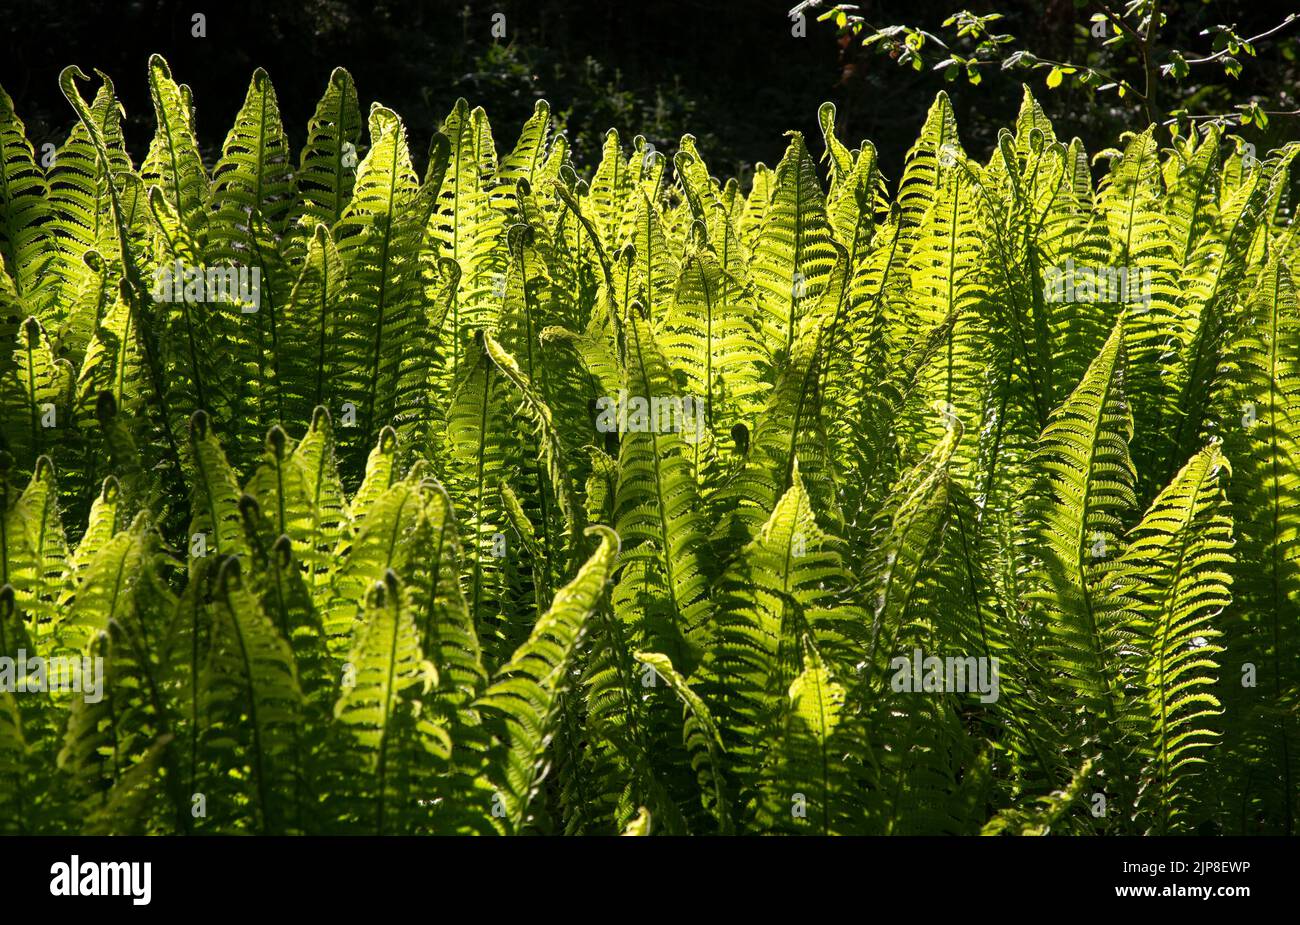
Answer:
xmin=476 ymin=525 xmax=618 ymax=833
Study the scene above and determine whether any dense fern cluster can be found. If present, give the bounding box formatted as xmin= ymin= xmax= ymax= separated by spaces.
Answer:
xmin=0 ymin=55 xmax=1297 ymax=835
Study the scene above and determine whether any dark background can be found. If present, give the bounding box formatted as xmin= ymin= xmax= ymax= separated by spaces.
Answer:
xmin=1 ymin=0 xmax=1296 ymax=183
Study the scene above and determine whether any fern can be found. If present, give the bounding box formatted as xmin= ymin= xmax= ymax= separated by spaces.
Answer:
xmin=0 ymin=60 xmax=1294 ymax=836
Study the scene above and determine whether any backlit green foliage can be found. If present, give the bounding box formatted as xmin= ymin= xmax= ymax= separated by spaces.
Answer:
xmin=0 ymin=61 xmax=1297 ymax=834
